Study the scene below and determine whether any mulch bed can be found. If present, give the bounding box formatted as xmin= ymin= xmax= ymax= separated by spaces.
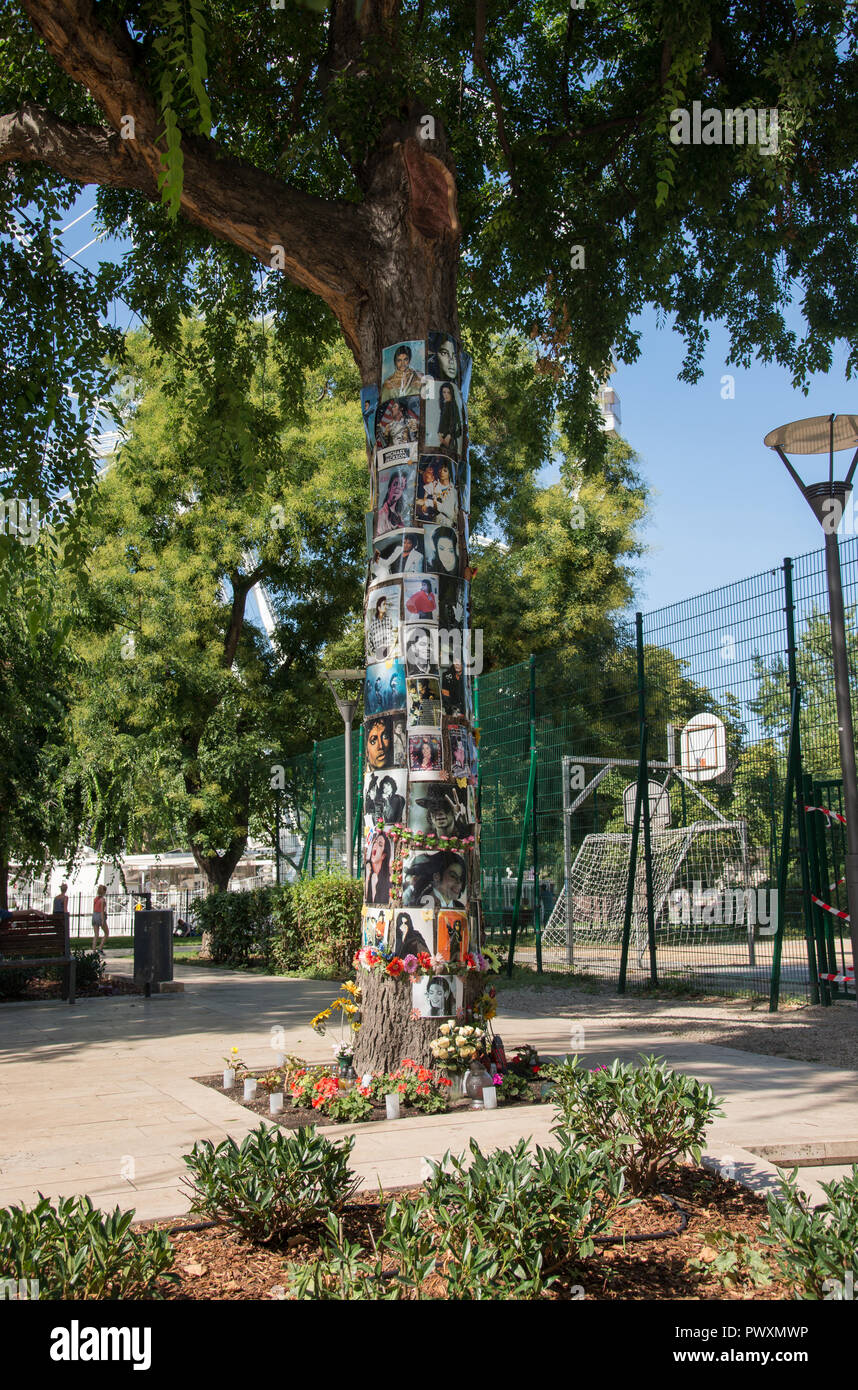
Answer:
xmin=144 ymin=1165 xmax=792 ymax=1300
xmin=193 ymin=1070 xmax=544 ymax=1129
xmin=0 ymin=972 xmax=142 ymax=1002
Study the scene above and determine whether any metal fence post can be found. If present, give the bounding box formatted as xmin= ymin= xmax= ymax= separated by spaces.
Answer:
xmin=636 ymin=613 xmax=658 ymax=985
xmin=619 ymin=721 xmax=647 ymax=994
xmin=506 ymin=744 xmax=537 ymax=978
xmin=770 ymin=686 xmax=802 ymax=1012
xmin=784 ymin=556 xmax=821 ymax=1005
xmin=529 ymin=654 xmax=541 ymax=972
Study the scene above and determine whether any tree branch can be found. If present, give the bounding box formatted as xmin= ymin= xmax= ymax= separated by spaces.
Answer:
xmin=7 ymin=0 xmax=375 ymax=353
xmin=473 ymin=0 xmax=520 ymax=198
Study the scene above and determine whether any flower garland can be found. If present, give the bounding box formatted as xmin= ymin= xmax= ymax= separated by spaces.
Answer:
xmin=354 ymin=944 xmax=491 ymax=978
xmin=370 ymin=820 xmax=477 ymax=900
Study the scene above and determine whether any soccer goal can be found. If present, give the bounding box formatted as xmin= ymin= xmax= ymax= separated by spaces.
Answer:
xmin=542 ymin=818 xmax=755 ymax=969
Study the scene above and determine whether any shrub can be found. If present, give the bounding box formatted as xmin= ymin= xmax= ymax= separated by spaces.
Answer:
xmin=182 ymin=1124 xmax=359 ymax=1243
xmin=269 ymin=883 xmax=300 ymax=972
xmin=287 ymin=871 xmax=362 ymax=977
xmin=549 ymin=1054 xmax=723 ymax=1193
xmin=191 ymin=885 xmax=283 ymax=967
xmin=423 ymin=1136 xmax=626 ymax=1296
xmin=761 ymin=1166 xmax=858 ymax=1299
xmin=290 ymin=1136 xmax=626 ymax=1300
xmin=71 ymin=948 xmax=105 ymax=990
xmin=0 ymin=1196 xmax=175 ymax=1299
xmin=0 ymin=948 xmax=103 ymax=1000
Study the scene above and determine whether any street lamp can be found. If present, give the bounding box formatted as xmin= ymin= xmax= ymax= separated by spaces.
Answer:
xmin=321 ymin=669 xmax=364 ymax=877
xmin=765 ymin=412 xmax=858 ymax=999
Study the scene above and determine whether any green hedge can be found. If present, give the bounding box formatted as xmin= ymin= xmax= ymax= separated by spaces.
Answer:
xmin=192 ymin=873 xmax=361 ymax=977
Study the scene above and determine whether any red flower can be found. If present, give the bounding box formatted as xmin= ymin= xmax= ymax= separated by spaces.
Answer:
xmin=397 ymin=1082 xmax=407 ymax=1092
xmin=438 ymin=1076 xmax=452 ymax=1087
xmin=532 ymin=1065 xmax=540 ymax=1074
xmin=417 ymin=952 xmax=431 ymax=970
xmin=416 ymin=1083 xmax=430 ymax=1096
xmin=386 ymin=958 xmax=404 ymax=977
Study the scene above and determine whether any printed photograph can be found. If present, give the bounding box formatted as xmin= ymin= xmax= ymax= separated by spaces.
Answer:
xmin=390 ymin=907 xmax=434 ymax=958
xmin=426 ymin=331 xmax=460 ymax=385
xmin=437 ymin=910 xmax=469 ymax=964
xmin=375 ymin=462 xmax=416 ymax=536
xmin=369 ymin=529 xmax=425 ymax=581
xmin=364 ymin=828 xmax=395 ymax=905
xmin=365 ymin=583 xmax=401 ymax=663
xmin=438 ymin=576 xmax=466 ymax=630
xmin=360 ymin=385 xmax=379 ymax=449
xmin=361 ymin=906 xmax=391 ymax=950
xmin=365 ymin=659 xmax=406 ymax=715
xmin=440 ymin=656 xmax=469 ymax=719
xmin=460 ymin=455 xmax=471 ymax=514
xmin=412 ymin=973 xmax=462 ymax=1020
xmin=408 ymin=729 xmax=444 ymax=772
xmin=404 ymin=624 xmax=439 ymax=677
xmin=408 ymin=779 xmax=470 ymax=837
xmin=406 ymin=676 xmax=442 ymax=728
xmin=364 ymin=712 xmax=407 ymax=771
xmin=424 ymin=380 xmax=464 ymax=458
xmin=401 ymin=849 xmax=468 ymax=909
xmin=415 ymin=456 xmax=458 ymax=525
xmin=363 ymin=770 xmax=408 ymax=830
xmin=447 ymin=722 xmax=470 ymax=779
xmin=376 ymin=395 xmax=420 ymax=450
xmin=380 ymin=341 xmax=426 ymax=401
xmin=403 ymin=575 xmax=438 ymax=623
xmin=424 ymin=524 xmax=459 ymax=577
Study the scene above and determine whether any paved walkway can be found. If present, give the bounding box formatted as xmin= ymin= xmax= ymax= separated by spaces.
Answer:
xmin=1 ymin=963 xmax=856 ymax=1220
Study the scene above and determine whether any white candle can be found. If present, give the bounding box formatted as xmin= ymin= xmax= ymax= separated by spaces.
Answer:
xmin=483 ymin=1085 xmax=497 ymax=1110
xmin=270 ymin=1092 xmax=284 ymax=1114
xmin=361 ymin=1072 xmax=373 ymax=1088
xmin=223 ymin=1068 xmax=235 ymax=1089
xmin=385 ymin=1092 xmax=400 ymax=1120
xmin=274 ymin=1052 xmax=285 ymax=1067
xmin=243 ymin=1078 xmax=257 ymax=1100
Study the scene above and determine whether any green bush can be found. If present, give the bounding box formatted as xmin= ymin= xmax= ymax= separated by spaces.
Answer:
xmin=269 ymin=882 xmax=300 ymax=972
xmin=182 ymin=1123 xmax=360 ymax=1243
xmin=549 ymin=1054 xmax=723 ymax=1193
xmin=286 ymin=871 xmax=362 ymax=977
xmin=0 ymin=1196 xmax=175 ymax=1299
xmin=762 ymin=1166 xmax=858 ymax=1299
xmin=289 ymin=1135 xmax=626 ymax=1300
xmin=71 ymin=947 xmax=105 ymax=990
xmin=191 ymin=885 xmax=283 ymax=966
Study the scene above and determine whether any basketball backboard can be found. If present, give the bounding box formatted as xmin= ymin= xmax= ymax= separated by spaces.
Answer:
xmin=623 ymin=779 xmax=671 ymax=830
xmin=680 ymin=713 xmax=727 ymax=782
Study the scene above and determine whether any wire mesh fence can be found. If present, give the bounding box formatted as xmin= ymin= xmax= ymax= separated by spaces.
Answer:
xmin=282 ymin=536 xmax=858 ymax=1005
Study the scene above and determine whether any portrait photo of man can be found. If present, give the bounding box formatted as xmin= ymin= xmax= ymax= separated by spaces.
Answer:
xmin=376 ymin=396 xmax=420 ymax=449
xmin=380 ymin=341 xmax=426 ymax=401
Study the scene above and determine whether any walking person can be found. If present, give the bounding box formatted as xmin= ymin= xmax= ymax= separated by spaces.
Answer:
xmin=92 ymin=884 xmax=110 ymax=950
xmin=52 ymin=881 xmax=70 ymax=939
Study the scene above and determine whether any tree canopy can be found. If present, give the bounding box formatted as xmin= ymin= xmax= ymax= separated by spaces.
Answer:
xmin=2 ymin=0 xmax=857 ymax=516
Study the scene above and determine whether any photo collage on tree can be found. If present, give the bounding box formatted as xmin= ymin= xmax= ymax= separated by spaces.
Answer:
xmin=362 ymin=334 xmax=481 ymax=999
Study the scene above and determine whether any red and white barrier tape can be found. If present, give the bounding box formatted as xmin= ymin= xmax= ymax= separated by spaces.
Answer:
xmin=805 ymin=804 xmax=848 ymax=825
xmin=811 ymin=893 xmax=850 ymax=923
xmin=819 ymin=971 xmax=855 ymax=984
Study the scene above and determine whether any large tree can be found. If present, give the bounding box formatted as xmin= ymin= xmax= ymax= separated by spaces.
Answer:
xmin=2 ymin=0 xmax=856 ymax=1066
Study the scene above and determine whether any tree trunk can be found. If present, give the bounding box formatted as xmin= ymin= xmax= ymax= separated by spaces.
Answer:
xmin=351 ymin=140 xmax=487 ymax=1074
xmin=354 ymin=969 xmax=484 ymax=1074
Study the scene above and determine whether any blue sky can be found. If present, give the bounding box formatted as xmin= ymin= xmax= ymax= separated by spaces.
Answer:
xmin=56 ymin=195 xmax=856 ymax=619
xmin=588 ymin=312 xmax=856 ymax=615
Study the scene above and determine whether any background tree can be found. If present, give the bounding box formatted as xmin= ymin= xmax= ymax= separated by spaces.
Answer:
xmin=66 ymin=317 xmax=368 ymax=890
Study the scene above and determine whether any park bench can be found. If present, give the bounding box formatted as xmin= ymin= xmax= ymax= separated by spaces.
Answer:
xmin=0 ymin=910 xmax=76 ymax=1004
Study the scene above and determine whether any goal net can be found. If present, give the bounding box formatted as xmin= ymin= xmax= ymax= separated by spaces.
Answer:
xmin=542 ymin=820 xmax=755 ymax=968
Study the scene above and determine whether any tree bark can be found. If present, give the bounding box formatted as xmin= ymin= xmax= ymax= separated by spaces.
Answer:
xmin=353 ymin=970 xmax=484 ymax=1074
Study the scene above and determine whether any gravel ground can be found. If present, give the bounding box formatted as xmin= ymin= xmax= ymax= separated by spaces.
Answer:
xmin=498 ymin=984 xmax=858 ymax=1071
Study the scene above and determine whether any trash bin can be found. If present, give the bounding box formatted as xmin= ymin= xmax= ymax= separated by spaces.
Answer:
xmin=133 ymin=909 xmax=174 ymax=994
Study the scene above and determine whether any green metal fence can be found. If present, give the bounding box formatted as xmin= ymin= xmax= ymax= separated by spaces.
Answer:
xmin=281 ymin=536 xmax=858 ymax=1006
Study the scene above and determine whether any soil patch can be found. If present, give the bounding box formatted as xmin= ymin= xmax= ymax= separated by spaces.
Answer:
xmin=0 ymin=972 xmax=142 ymax=1002
xmin=142 ymin=1165 xmax=793 ymax=1301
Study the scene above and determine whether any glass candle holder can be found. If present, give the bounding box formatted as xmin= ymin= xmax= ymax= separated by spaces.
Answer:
xmin=385 ymin=1092 xmax=401 ymax=1120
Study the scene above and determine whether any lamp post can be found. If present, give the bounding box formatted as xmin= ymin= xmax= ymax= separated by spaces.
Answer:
xmin=765 ymin=413 xmax=858 ymax=1001
xmin=321 ymin=669 xmax=364 ymax=877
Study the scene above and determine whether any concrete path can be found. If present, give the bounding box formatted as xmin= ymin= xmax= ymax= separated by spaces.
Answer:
xmin=0 ymin=963 xmax=856 ymax=1220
